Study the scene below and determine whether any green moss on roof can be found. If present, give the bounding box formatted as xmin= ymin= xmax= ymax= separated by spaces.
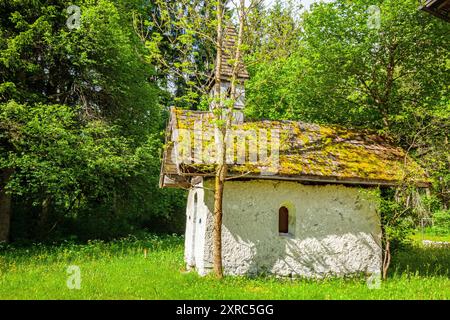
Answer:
xmin=165 ymin=108 xmax=429 ymax=186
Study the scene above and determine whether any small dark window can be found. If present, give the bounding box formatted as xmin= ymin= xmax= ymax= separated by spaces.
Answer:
xmin=279 ymin=206 xmax=289 ymax=233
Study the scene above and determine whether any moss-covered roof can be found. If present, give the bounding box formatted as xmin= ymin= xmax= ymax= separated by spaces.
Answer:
xmin=160 ymin=108 xmax=430 ymax=188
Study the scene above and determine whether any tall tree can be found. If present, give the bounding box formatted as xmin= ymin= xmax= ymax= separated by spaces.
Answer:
xmin=0 ymin=0 xmax=172 ymax=242
xmin=244 ymin=0 xmax=449 ymax=276
xmin=246 ymin=0 xmax=449 ymax=206
xmin=247 ymin=0 xmax=449 ymax=128
xmin=143 ymin=0 xmax=260 ymax=277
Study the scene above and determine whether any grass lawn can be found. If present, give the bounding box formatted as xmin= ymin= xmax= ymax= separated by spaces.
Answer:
xmin=0 ymin=234 xmax=449 ymax=300
xmin=411 ymin=232 xmax=450 ymax=243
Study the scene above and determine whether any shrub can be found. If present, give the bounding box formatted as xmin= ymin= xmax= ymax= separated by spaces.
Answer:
xmin=431 ymin=210 xmax=450 ymax=235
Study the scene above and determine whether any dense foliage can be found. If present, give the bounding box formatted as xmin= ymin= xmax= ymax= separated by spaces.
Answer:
xmin=245 ymin=0 xmax=449 ymax=223
xmin=0 ymin=0 xmax=185 ymax=242
xmin=0 ymin=0 xmax=448 ymax=243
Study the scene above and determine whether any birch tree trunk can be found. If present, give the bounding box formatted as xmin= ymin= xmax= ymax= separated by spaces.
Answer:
xmin=213 ymin=161 xmax=227 ymax=278
xmin=213 ymin=0 xmax=226 ymax=279
xmin=212 ymin=0 xmax=247 ymax=279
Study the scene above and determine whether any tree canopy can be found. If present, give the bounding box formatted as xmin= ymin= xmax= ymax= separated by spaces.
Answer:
xmin=0 ymin=0 xmax=184 ymax=242
xmin=0 ymin=0 xmax=448 ymax=243
xmin=245 ymin=0 xmax=449 ymax=208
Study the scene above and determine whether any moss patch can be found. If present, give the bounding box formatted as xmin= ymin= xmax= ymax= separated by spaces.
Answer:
xmin=168 ymin=108 xmax=429 ymax=185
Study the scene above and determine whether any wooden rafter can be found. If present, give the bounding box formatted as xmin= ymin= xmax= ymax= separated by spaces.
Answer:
xmin=420 ymin=0 xmax=450 ymax=22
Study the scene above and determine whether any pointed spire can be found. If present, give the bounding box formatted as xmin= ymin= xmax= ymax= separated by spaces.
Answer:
xmin=208 ymin=25 xmax=248 ymax=124
xmin=219 ymin=25 xmax=249 ymax=81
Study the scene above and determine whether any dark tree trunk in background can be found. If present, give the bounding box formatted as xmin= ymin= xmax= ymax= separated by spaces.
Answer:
xmin=38 ymin=196 xmax=51 ymax=240
xmin=0 ymin=169 xmax=14 ymax=242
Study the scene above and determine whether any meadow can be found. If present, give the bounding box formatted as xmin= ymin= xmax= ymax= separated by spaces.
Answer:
xmin=0 ymin=233 xmax=449 ymax=300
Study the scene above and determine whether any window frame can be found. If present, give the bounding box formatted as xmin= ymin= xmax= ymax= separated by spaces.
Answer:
xmin=279 ymin=206 xmax=289 ymax=235
xmin=278 ymin=204 xmax=296 ymax=237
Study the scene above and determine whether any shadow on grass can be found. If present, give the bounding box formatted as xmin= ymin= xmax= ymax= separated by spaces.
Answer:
xmin=390 ymin=244 xmax=450 ymax=278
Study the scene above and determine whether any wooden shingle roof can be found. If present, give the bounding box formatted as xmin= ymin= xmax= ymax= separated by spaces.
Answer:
xmin=219 ymin=26 xmax=249 ymax=81
xmin=160 ymin=108 xmax=430 ymax=188
xmin=420 ymin=0 xmax=450 ymax=22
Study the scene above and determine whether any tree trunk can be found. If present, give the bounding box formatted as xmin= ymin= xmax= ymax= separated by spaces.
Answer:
xmin=0 ymin=169 xmax=14 ymax=243
xmin=212 ymin=0 xmax=225 ymax=278
xmin=38 ymin=196 xmax=51 ymax=240
xmin=213 ymin=163 xmax=228 ymax=278
xmin=380 ymin=42 xmax=397 ymax=130
xmin=211 ymin=0 xmax=246 ymax=279
xmin=382 ymin=237 xmax=391 ymax=280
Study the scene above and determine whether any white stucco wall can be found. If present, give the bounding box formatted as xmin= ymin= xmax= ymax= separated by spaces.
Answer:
xmin=185 ymin=179 xmax=382 ymax=278
xmin=184 ymin=181 xmax=209 ymax=274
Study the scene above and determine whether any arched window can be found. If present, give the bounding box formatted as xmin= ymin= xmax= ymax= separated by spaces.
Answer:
xmin=279 ymin=206 xmax=289 ymax=234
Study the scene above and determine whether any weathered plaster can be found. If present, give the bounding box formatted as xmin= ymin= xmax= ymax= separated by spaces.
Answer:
xmin=185 ymin=179 xmax=382 ymax=278
xmin=184 ymin=180 xmax=208 ymax=273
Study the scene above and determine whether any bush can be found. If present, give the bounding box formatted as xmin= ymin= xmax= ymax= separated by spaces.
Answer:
xmin=431 ymin=210 xmax=450 ymax=235
xmin=377 ymin=188 xmax=415 ymax=251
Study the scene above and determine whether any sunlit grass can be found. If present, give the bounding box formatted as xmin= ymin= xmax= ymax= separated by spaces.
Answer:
xmin=0 ymin=234 xmax=448 ymax=300
xmin=411 ymin=231 xmax=450 ymax=243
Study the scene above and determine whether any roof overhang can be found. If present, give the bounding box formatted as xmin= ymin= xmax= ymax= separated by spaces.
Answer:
xmin=159 ymin=108 xmax=431 ymax=189
xmin=160 ymin=171 xmax=431 ymax=189
xmin=420 ymin=0 xmax=450 ymax=22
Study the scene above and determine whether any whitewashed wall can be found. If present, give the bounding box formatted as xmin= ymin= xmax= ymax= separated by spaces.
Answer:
xmin=185 ymin=179 xmax=382 ymax=278
xmin=184 ymin=181 xmax=208 ymax=272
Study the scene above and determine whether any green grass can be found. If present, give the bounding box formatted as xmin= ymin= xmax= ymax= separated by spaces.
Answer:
xmin=0 ymin=234 xmax=449 ymax=300
xmin=411 ymin=231 xmax=450 ymax=243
